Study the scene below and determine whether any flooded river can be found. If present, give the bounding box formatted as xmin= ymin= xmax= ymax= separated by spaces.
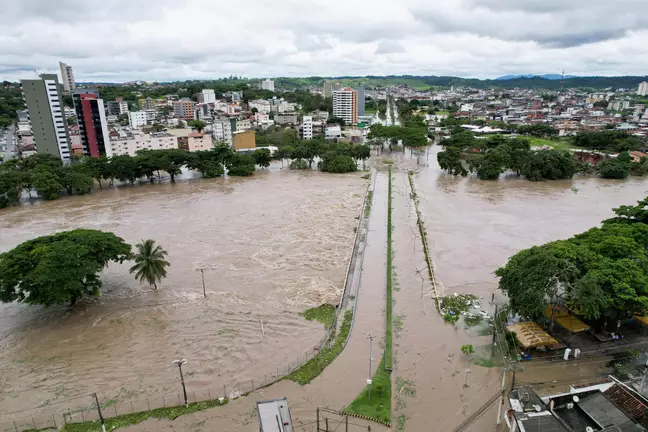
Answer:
xmin=407 ymin=145 xmax=648 ymax=303
xmin=0 ymin=168 xmax=366 ymax=419
xmin=2 ymin=146 xmax=648 ymax=430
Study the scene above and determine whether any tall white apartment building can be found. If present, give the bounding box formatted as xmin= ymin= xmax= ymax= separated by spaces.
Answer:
xmin=111 ymin=132 xmax=179 ymax=156
xmin=638 ymin=82 xmax=648 ymax=97
xmin=59 ymin=62 xmax=75 ymax=94
xmin=198 ymin=89 xmax=216 ymax=104
xmin=212 ymin=119 xmax=233 ymax=145
xmin=301 ymin=116 xmax=313 ymax=140
xmin=21 ymin=74 xmax=72 ymax=161
xmin=261 ymin=79 xmax=275 ymax=92
xmin=128 ymin=111 xmax=148 ymax=128
xmin=332 ymin=88 xmax=358 ymax=125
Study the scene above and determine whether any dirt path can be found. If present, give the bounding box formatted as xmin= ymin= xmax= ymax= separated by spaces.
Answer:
xmin=390 ymin=169 xmax=502 ymax=432
xmin=121 ymin=170 xmax=393 ymax=431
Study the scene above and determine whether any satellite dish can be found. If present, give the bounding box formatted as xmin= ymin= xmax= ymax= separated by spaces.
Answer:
xmin=586 ymin=427 xmax=594 ymax=432
xmin=573 ymin=396 xmax=580 ymax=403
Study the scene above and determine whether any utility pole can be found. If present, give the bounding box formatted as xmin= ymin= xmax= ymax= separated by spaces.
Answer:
xmin=368 ymin=335 xmax=374 ymax=402
xmin=173 ymin=359 xmax=188 ymax=407
xmin=199 ymin=268 xmax=206 ymax=298
xmin=463 ymin=369 xmax=471 ymax=388
xmin=93 ymin=393 xmax=107 ymax=432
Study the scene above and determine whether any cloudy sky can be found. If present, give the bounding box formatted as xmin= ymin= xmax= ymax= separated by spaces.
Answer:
xmin=1 ymin=0 xmax=647 ymax=82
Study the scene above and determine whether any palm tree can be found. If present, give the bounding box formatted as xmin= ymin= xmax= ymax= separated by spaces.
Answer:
xmin=129 ymin=240 xmax=170 ymax=291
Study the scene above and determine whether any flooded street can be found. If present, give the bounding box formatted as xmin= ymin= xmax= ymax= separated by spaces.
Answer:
xmin=0 ymin=168 xmax=366 ymax=420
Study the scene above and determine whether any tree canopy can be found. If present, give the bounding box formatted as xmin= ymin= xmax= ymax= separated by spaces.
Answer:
xmin=496 ymin=198 xmax=648 ymax=322
xmin=437 ymin=130 xmax=576 ymax=181
xmin=0 ymin=229 xmax=132 ymax=306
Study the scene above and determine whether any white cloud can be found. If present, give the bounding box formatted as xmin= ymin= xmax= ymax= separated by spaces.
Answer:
xmin=0 ymin=0 xmax=647 ymax=82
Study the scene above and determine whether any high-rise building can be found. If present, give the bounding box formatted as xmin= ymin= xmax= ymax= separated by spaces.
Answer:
xmin=638 ymin=82 xmax=648 ymax=97
xmin=332 ymin=88 xmax=358 ymax=125
xmin=324 ymin=81 xmax=341 ymax=98
xmin=21 ymin=74 xmax=72 ymax=161
xmin=261 ymin=79 xmax=275 ymax=92
xmin=301 ymin=116 xmax=313 ymax=140
xmin=212 ymin=119 xmax=233 ymax=145
xmin=198 ymin=89 xmax=216 ymax=104
xmin=357 ymin=87 xmax=365 ymax=116
xmin=73 ymin=89 xmax=112 ymax=157
xmin=323 ymin=81 xmax=333 ymax=98
xmin=173 ymin=98 xmax=196 ymax=120
xmin=59 ymin=62 xmax=75 ymax=94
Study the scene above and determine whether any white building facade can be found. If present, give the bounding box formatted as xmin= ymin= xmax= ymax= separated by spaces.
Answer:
xmin=129 ymin=111 xmax=148 ymax=128
xmin=212 ymin=120 xmax=233 ymax=145
xmin=111 ymin=132 xmax=178 ymax=156
xmin=59 ymin=62 xmax=75 ymax=94
xmin=332 ymin=88 xmax=358 ymax=124
xmin=325 ymin=125 xmax=342 ymax=140
xmin=261 ymin=79 xmax=275 ymax=92
xmin=199 ymin=89 xmax=216 ymax=104
xmin=638 ymin=82 xmax=648 ymax=97
xmin=301 ymin=116 xmax=313 ymax=140
xmin=249 ymin=100 xmax=271 ymax=113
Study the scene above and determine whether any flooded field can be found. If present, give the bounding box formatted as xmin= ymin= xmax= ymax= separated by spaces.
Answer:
xmin=412 ymin=145 xmax=648 ymax=303
xmin=0 ymin=169 xmax=366 ymax=418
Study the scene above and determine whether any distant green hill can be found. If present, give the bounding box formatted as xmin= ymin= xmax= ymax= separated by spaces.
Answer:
xmin=275 ymin=75 xmax=648 ymax=91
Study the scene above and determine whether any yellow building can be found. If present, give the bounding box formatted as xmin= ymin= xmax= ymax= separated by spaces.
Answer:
xmin=232 ymin=130 xmax=256 ymax=151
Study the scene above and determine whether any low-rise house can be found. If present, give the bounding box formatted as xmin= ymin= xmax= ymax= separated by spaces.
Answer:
xmin=186 ymin=132 xmax=212 ymax=151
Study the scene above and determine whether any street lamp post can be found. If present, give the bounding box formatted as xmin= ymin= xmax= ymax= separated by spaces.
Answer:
xmin=200 ymin=268 xmax=206 ymax=298
xmin=173 ymin=359 xmax=188 ymax=407
xmin=93 ymin=393 xmax=107 ymax=432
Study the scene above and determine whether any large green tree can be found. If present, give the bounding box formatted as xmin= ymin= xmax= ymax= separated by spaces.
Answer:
xmin=0 ymin=170 xmax=25 ymax=208
xmin=253 ymin=148 xmax=272 ymax=169
xmin=497 ymin=201 xmax=648 ymax=322
xmin=437 ymin=147 xmax=468 ymax=176
xmin=0 ymin=229 xmax=132 ymax=306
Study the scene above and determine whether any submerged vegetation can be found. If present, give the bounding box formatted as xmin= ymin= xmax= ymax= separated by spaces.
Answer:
xmin=301 ymin=304 xmax=336 ymax=329
xmin=61 ymin=399 xmax=229 ymax=432
xmin=287 ymin=310 xmax=352 ymax=385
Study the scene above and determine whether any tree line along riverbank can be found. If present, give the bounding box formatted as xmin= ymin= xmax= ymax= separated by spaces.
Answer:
xmin=0 ymin=140 xmax=372 ymax=209
xmin=436 ymin=127 xmax=648 ymax=181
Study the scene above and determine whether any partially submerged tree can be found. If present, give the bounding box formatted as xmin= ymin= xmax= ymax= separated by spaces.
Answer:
xmin=497 ymin=202 xmax=648 ymax=322
xmin=129 ymin=239 xmax=170 ymax=291
xmin=0 ymin=229 xmax=132 ymax=306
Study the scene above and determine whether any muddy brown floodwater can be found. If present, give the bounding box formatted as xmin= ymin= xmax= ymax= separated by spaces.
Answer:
xmin=409 ymin=145 xmax=648 ymax=303
xmin=374 ymin=148 xmax=648 ymax=432
xmin=3 ymin=146 xmax=648 ymax=431
xmin=0 ymin=168 xmax=366 ymax=420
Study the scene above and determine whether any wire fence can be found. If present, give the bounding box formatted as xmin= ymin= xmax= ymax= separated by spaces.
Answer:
xmin=1 ymin=179 xmax=374 ymax=432
xmin=2 ymin=349 xmax=325 ymax=432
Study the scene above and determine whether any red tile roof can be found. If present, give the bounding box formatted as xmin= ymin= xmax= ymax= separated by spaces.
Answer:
xmin=604 ymin=384 xmax=648 ymax=428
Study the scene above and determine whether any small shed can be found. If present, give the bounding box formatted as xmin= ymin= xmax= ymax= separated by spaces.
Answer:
xmin=507 ymin=322 xmax=559 ymax=349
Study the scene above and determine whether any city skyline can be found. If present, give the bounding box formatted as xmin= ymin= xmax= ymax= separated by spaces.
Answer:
xmin=1 ymin=0 xmax=647 ymax=82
